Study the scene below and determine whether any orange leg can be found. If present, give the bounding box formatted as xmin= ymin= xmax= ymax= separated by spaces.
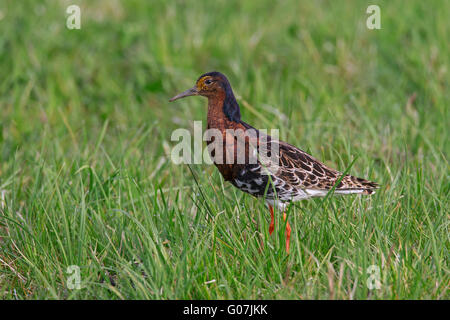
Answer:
xmin=283 ymin=212 xmax=291 ymax=253
xmin=269 ymin=205 xmax=275 ymax=235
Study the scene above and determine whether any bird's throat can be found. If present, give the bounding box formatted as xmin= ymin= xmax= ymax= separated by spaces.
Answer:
xmin=207 ymin=94 xmax=229 ymax=131
xmin=206 ymin=89 xmax=241 ymax=130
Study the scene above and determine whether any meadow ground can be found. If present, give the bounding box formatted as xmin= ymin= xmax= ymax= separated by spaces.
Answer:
xmin=0 ymin=0 xmax=448 ymax=299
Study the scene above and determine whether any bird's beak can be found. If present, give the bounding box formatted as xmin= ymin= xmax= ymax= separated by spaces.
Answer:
xmin=169 ymin=87 xmax=198 ymax=102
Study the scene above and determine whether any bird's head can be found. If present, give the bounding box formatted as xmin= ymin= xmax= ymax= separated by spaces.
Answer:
xmin=169 ymin=71 xmax=230 ymax=101
xmin=169 ymin=71 xmax=241 ymax=122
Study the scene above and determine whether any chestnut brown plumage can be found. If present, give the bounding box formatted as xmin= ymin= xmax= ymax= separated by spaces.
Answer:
xmin=170 ymin=71 xmax=378 ymax=253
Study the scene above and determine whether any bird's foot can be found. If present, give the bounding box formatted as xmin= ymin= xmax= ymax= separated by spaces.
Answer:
xmin=269 ymin=205 xmax=275 ymax=235
xmin=283 ymin=212 xmax=291 ymax=254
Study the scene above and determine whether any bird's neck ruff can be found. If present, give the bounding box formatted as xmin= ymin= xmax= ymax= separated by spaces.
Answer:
xmin=206 ymin=82 xmax=241 ymax=130
xmin=221 ymin=82 xmax=241 ymax=122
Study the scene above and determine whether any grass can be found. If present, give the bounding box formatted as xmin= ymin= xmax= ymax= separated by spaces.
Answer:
xmin=0 ymin=0 xmax=448 ymax=299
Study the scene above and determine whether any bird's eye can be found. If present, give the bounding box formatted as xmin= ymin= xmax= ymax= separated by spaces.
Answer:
xmin=205 ymin=79 xmax=213 ymax=85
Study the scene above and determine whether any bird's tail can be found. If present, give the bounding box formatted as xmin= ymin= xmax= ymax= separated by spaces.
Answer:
xmin=335 ymin=175 xmax=379 ymax=195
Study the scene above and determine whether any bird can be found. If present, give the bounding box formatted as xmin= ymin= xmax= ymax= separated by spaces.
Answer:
xmin=169 ymin=71 xmax=378 ymax=253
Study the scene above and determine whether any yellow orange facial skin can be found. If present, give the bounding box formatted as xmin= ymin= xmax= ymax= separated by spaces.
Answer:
xmin=196 ymin=76 xmax=213 ymax=92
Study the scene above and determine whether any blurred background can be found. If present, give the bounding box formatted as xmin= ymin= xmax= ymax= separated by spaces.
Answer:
xmin=1 ymin=0 xmax=448 ymax=165
xmin=0 ymin=0 xmax=448 ymax=299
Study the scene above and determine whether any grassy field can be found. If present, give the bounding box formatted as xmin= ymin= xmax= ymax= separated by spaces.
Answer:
xmin=0 ymin=0 xmax=448 ymax=299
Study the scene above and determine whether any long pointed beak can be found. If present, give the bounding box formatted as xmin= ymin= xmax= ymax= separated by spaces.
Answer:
xmin=169 ymin=87 xmax=198 ymax=102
